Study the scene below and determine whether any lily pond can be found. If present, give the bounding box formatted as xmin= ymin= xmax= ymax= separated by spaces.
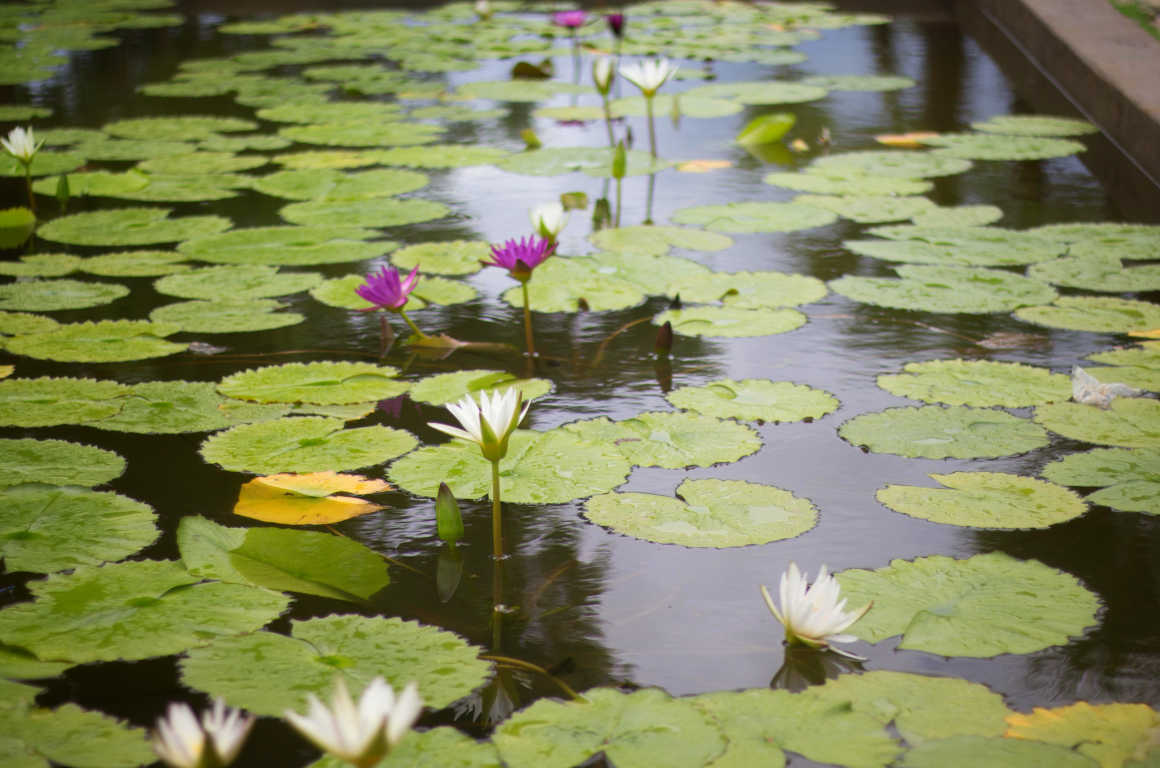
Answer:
xmin=3 ymin=0 xmax=1160 ymax=765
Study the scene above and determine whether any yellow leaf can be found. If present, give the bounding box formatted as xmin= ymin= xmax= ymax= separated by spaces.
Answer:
xmin=255 ymin=471 xmax=391 ymax=498
xmin=1005 ymin=702 xmax=1160 ymax=768
xmin=1128 ymin=328 xmax=1160 ymax=339
xmin=676 ymin=159 xmax=733 ymax=173
xmin=0 ymin=365 xmax=12 ymax=379
xmin=235 ymin=480 xmax=383 ymax=525
xmin=875 ymin=131 xmax=939 ymax=148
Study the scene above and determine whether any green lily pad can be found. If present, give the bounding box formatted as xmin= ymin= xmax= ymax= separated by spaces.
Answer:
xmin=218 ymin=361 xmax=408 ymax=405
xmin=273 ymin=149 xmax=385 ymax=170
xmin=409 ymin=369 xmax=552 ymax=406
xmin=136 ymin=151 xmax=268 ymax=175
xmin=0 ymin=311 xmax=58 ymax=336
xmin=685 ymin=80 xmax=828 ymax=104
xmin=257 ymin=101 xmax=407 ymax=124
xmin=391 ymin=426 xmax=631 ymax=503
xmin=669 ymin=201 xmax=838 ymax=233
xmin=0 ymin=253 xmax=81 ymax=279
xmin=589 ymin=225 xmax=733 ymax=256
xmin=900 ymin=736 xmax=1100 ymax=768
xmin=1088 ymin=341 xmax=1160 ymax=369
xmin=103 ymin=115 xmax=257 ymax=140
xmin=28 ymin=169 xmax=142 ymax=196
xmin=808 ymin=150 xmax=973 ymax=179
xmin=911 ymin=205 xmax=1004 ymax=228
xmin=390 ymin=240 xmax=489 ymax=275
xmin=199 ymin=133 xmax=292 ymax=152
xmin=1043 ymin=447 xmax=1160 ymax=514
xmin=77 ymin=250 xmax=190 ymax=277
xmin=0 ymin=559 xmax=289 ymax=663
xmin=803 ymin=74 xmax=916 ymax=91
xmin=181 ymin=614 xmax=490 ymax=715
xmin=252 ymin=168 xmax=428 ymax=201
xmin=0 ymin=151 xmax=85 ymax=178
xmin=0 ymin=484 xmax=157 ymax=574
xmin=653 ymin=306 xmax=807 ymax=337
xmin=869 ymin=224 xmax=1060 ymax=251
xmin=591 ymin=411 xmax=762 ymax=469
xmin=878 ymin=472 xmax=1086 ymax=529
xmin=1068 ymin=235 xmax=1160 ymax=263
xmin=1084 ymin=364 xmax=1160 ymax=393
xmin=1034 ymin=399 xmax=1160 ymax=448
xmin=764 ymin=172 xmax=933 ymax=196
xmin=667 ymin=269 xmax=827 ymax=308
xmin=494 ymin=688 xmax=726 ymax=768
xmin=99 ymin=173 xmax=251 ymax=203
xmin=8 ymin=704 xmax=154 ymax=768
xmin=877 ymin=360 xmax=1071 ymax=407
xmin=794 ymin=194 xmax=936 ymax=224
xmin=1027 ymin=255 xmax=1160 ymax=293
xmin=1031 ymin=222 xmax=1160 ymax=246
xmin=836 ymin=551 xmax=1100 ymax=657
xmin=178 ymin=517 xmax=389 ymax=602
xmin=666 ymin=379 xmax=838 ymax=422
xmin=502 ymin=257 xmax=645 ymax=312
xmin=497 ymin=146 xmax=670 ymax=178
xmin=200 ymin=417 xmax=417 ymax=474
xmin=5 ymin=320 xmax=187 ymax=363
xmin=610 ymin=94 xmax=742 ymax=119
xmin=37 ymin=207 xmax=231 ymax=246
xmin=1015 ymin=296 xmax=1160 ymax=333
xmin=972 ymin=114 xmax=1098 ymax=136
xmin=0 ymin=279 xmax=128 ymax=312
xmin=691 ymin=687 xmax=901 ymax=768
xmin=455 ymin=79 xmax=588 ymax=101
xmin=1006 ymin=701 xmax=1160 ymax=768
xmin=409 ymin=104 xmax=505 ymax=121
xmin=0 ymin=439 xmax=123 ymax=489
xmin=842 ymin=238 xmax=1057 ymax=267
xmin=308 ymin=727 xmax=501 ymax=768
xmin=0 ymin=105 xmax=51 ymax=120
xmin=279 ymin=197 xmax=450 ymax=228
xmin=178 ymin=225 xmax=391 ymax=266
xmin=150 ymin=299 xmax=304 ymax=334
xmin=371 ymin=144 xmax=511 ymax=168
xmin=533 ymin=105 xmax=608 ymax=121
xmin=0 ymin=377 xmax=130 ymax=427
xmin=0 ymin=208 xmax=38 ymax=251
xmin=154 ymin=265 xmax=322 ymax=300
xmin=830 ymin=264 xmax=1057 ymax=313
xmin=920 ymin=133 xmax=1086 ymax=160
xmin=72 ymin=137 xmax=195 ymax=162
xmin=812 ymin=671 xmax=1011 ymax=745
xmin=90 ymin=380 xmax=285 ymax=434
xmin=839 ymin=405 xmax=1048 ymax=459
xmin=279 ymin=120 xmax=443 ymax=147
xmin=585 ymin=478 xmax=817 ymax=547
xmin=583 ymin=251 xmax=711 ymax=294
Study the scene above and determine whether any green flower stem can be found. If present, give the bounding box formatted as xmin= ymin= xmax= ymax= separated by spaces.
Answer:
xmin=645 ymin=94 xmax=658 ymax=159
xmin=23 ymin=163 xmax=35 ymax=215
xmin=601 ymin=94 xmax=615 ymax=147
xmin=490 ymin=458 xmax=503 ymax=560
xmin=397 ymin=307 xmax=428 ymax=340
xmin=521 ymin=281 xmax=536 ymax=358
xmin=614 ymin=178 xmax=622 ymax=228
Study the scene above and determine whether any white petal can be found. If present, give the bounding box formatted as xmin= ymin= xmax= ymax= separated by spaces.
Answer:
xmin=386 ymin=681 xmax=423 ymax=747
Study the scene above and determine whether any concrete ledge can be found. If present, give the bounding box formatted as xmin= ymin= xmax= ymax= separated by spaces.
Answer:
xmin=958 ymin=0 xmax=1160 ymax=220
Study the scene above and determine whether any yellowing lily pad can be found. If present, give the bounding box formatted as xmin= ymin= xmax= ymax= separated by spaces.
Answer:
xmin=200 ymin=417 xmax=417 ymax=474
xmin=1005 ymin=702 xmax=1160 ymax=768
xmin=584 ymin=478 xmax=817 ymax=547
xmin=667 ymin=379 xmax=838 ymax=422
xmin=878 ymin=472 xmax=1087 ymax=529
xmin=255 ymin=471 xmax=391 ymax=498
xmin=877 ymin=359 xmax=1071 ymax=407
xmin=235 ymin=480 xmax=383 ymax=525
xmin=836 ymin=552 xmax=1100 ymax=657
xmin=653 ymin=306 xmax=807 ymax=338
xmin=217 ymin=362 xmax=408 ymax=405
xmin=911 ymin=205 xmax=1004 ymax=228
xmin=839 ymin=405 xmax=1048 ymax=459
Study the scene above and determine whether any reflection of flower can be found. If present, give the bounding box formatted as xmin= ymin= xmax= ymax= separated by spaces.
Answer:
xmin=153 ymin=699 xmax=254 ymax=768
xmin=593 ymin=56 xmax=614 ymax=95
xmin=761 ymin=563 xmax=871 ymax=658
xmin=1 ymin=126 xmax=43 ymax=165
xmin=429 ymin=387 xmax=529 ymax=463
xmin=284 ymin=677 xmax=422 ymax=768
xmin=552 ymin=10 xmax=586 ymax=28
xmin=606 ymin=12 xmax=625 ymax=38
xmin=619 ymin=57 xmax=678 ymax=98
xmin=530 ymin=201 xmax=569 ymax=241
xmin=485 ymin=236 xmax=555 ymax=283
xmin=355 ymin=265 xmax=418 ymax=312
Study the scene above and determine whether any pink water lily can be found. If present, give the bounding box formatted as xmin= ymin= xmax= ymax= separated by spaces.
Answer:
xmin=485 ymin=236 xmax=555 ymax=283
xmin=606 ymin=12 xmax=625 ymax=38
xmin=356 ymin=265 xmax=419 ymax=312
xmin=553 ymin=10 xmax=586 ymax=28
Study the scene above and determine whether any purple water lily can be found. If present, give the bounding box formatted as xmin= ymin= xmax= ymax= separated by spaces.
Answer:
xmin=606 ymin=12 xmax=625 ymax=38
xmin=552 ymin=9 xmax=586 ymax=28
xmin=485 ymin=236 xmax=555 ymax=283
xmin=356 ymin=264 xmax=419 ymax=312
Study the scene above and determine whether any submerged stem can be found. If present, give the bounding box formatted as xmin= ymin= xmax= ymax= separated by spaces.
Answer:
xmin=490 ymin=458 xmax=503 ymax=560
xmin=521 ymin=282 xmax=536 ymax=358
xmin=397 ymin=308 xmax=428 ymax=340
xmin=23 ymin=165 xmax=35 ymax=214
xmin=645 ymin=95 xmax=657 ymax=159
xmin=481 ymin=654 xmax=581 ymax=700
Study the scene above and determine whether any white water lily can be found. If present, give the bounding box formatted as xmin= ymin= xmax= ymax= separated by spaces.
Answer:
xmin=1 ymin=126 xmax=44 ymax=165
xmin=529 ymin=201 xmax=569 ymax=240
xmin=153 ymin=698 xmax=254 ymax=768
xmin=429 ymin=387 xmax=529 ymax=463
xmin=474 ymin=0 xmax=492 ymax=20
xmin=593 ymin=55 xmax=614 ymax=94
xmin=618 ymin=57 xmax=678 ymax=97
xmin=284 ymin=677 xmax=422 ymax=768
xmin=761 ymin=562 xmax=871 ymax=658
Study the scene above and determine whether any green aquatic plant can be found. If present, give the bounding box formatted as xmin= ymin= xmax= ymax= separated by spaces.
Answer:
xmin=1 ymin=126 xmax=43 ymax=212
xmin=619 ymin=57 xmax=678 ymax=157
xmin=484 ymin=236 xmax=555 ymax=356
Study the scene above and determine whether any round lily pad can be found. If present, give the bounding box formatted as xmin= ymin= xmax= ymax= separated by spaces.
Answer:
xmin=653 ymin=306 xmax=807 ymax=337
xmin=409 ymin=369 xmax=551 ymax=406
xmin=842 ymin=238 xmax=1057 ymax=267
xmin=597 ymin=411 xmax=762 ymax=469
xmin=808 ymin=150 xmax=973 ymax=179
xmin=836 ymin=551 xmax=1100 ymax=657
xmin=90 ymin=380 xmax=285 ymax=435
xmin=0 ymin=252 xmax=78 ymax=279
xmin=103 ymin=115 xmax=258 ymax=140
xmin=279 ymin=197 xmax=450 ymax=228
xmin=900 ymin=735 xmax=1101 ymax=768
xmin=218 ymin=362 xmax=407 ymax=405
xmin=455 ymin=79 xmax=588 ymax=101
xmin=878 ymin=360 xmax=1071 ymax=407
xmin=583 ymin=251 xmax=711 ymax=294
xmin=37 ymin=207 xmax=232 ymax=246
xmin=371 ymin=144 xmax=511 ymax=168
xmin=136 ymin=151 xmax=268 ymax=175
xmin=182 ymin=614 xmax=490 ymax=716
xmin=497 ymin=146 xmax=669 ymax=178
xmin=669 ymin=201 xmax=838 ymax=234
xmin=0 ymin=376 xmax=130 ymax=427
xmin=1027 ymin=256 xmax=1160 ymax=293
xmin=178 ymin=225 xmax=391 ymax=266
xmin=251 ymin=168 xmax=429 ymax=201
xmin=666 ymin=269 xmax=826 ymax=309
xmin=839 ymin=405 xmax=1048 ymax=459
xmin=8 ymin=703 xmax=155 ymax=768
xmin=0 ymin=310 xmax=58 ymax=336
xmin=0 ymin=485 xmax=157 ymax=574
xmin=972 ymin=114 xmax=1098 ymax=137
xmin=154 ymin=265 xmax=322 ymax=300
xmin=150 ymin=299 xmax=304 ymax=334
xmin=390 ymin=240 xmax=489 ymax=275
xmin=31 ymin=170 xmax=150 ymax=198
xmin=0 ymin=151 xmax=85 ymax=177
xmin=5 ymin=320 xmax=187 ymax=363
xmin=585 ymin=478 xmax=817 ymax=547
xmin=0 ymin=559 xmax=290 ymax=663
xmin=257 ymin=101 xmax=407 ymax=124
xmin=830 ymin=265 xmax=1057 ymax=313
xmin=1034 ymin=399 xmax=1160 ymax=448
xmin=685 ymin=80 xmax=827 ymax=104
xmin=200 ymin=417 xmax=417 ymax=474
xmin=1042 ymin=447 xmax=1160 ymax=514
xmin=802 ymin=74 xmax=916 ymax=91
xmin=764 ymin=172 xmax=933 ymax=196
xmin=279 ymin=121 xmax=443 ymax=147
xmin=273 ymin=149 xmax=385 ymax=170
xmin=73 ymin=137 xmax=196 ymax=162
xmin=1015 ymin=296 xmax=1160 ymax=333
xmin=0 ymin=279 xmax=128 ymax=311
xmin=911 ymin=205 xmax=1004 ymax=228
xmin=200 ymin=133 xmax=292 ymax=152
xmin=589 ymin=225 xmax=733 ymax=256
xmin=0 ymin=438 xmax=124 ymax=488
xmin=667 ymin=379 xmax=838 ymax=422
xmin=78 ymin=250 xmax=191 ymax=277
xmin=920 ymin=133 xmax=1086 ymax=160
xmin=503 ymin=257 xmax=645 ymax=312
xmin=878 ymin=472 xmax=1087 ymax=529
xmin=494 ymin=688 xmax=725 ymax=768
xmin=794 ymin=194 xmax=936 ymax=224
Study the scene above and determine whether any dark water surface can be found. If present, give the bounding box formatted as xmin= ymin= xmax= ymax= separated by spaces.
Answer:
xmin=2 ymin=1 xmax=1159 ymax=765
